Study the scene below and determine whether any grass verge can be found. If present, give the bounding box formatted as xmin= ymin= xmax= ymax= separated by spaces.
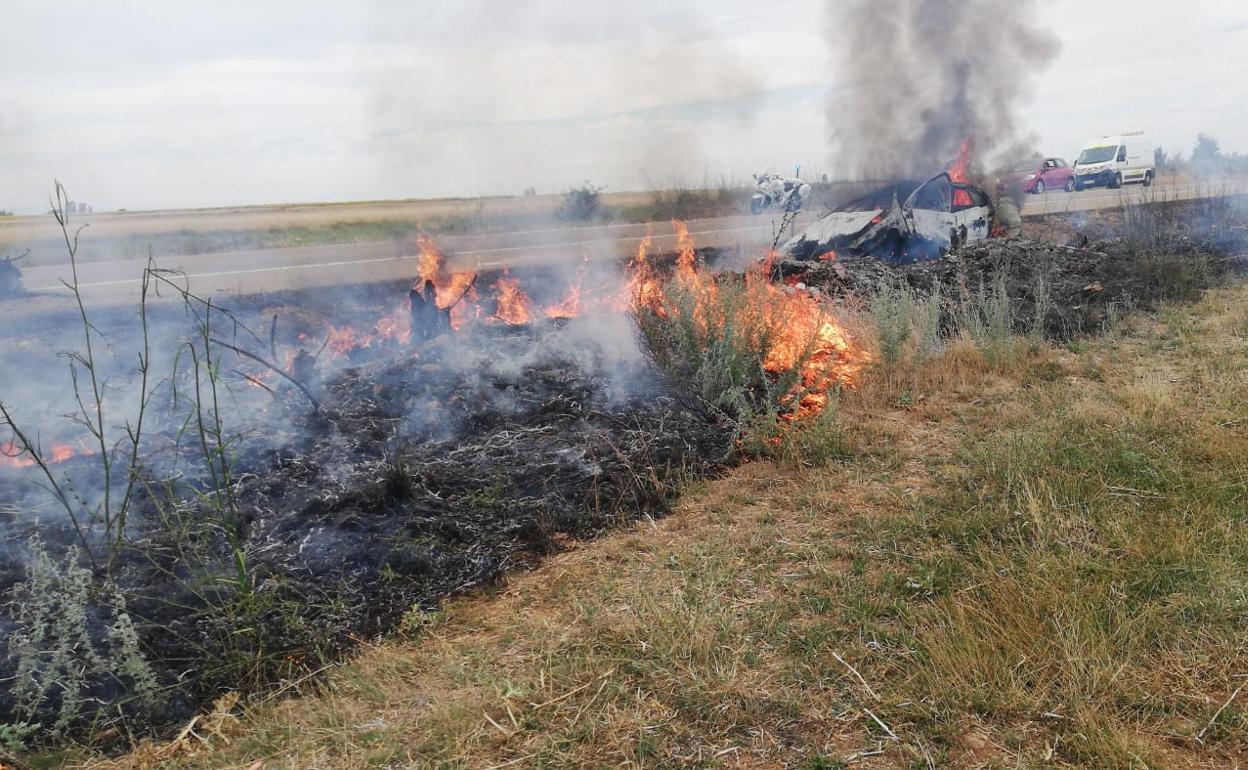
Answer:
xmin=63 ymin=283 xmax=1248 ymax=770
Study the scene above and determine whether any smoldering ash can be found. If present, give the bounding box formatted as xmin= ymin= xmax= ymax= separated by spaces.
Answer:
xmin=826 ymin=0 xmax=1059 ymax=179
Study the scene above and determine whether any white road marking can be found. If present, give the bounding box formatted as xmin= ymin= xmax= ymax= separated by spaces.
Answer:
xmin=29 ymin=222 xmax=793 ymax=293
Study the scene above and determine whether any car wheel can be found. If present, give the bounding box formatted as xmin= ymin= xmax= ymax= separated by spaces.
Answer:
xmin=750 ymin=197 xmax=765 ymax=215
xmin=1112 ymin=173 xmax=1122 ymax=189
xmin=1143 ymin=171 xmax=1154 ymax=187
xmin=785 ymin=195 xmax=802 ymax=213
xmin=1064 ymin=178 xmax=1075 ymax=193
xmin=1034 ymin=179 xmax=1045 ymax=195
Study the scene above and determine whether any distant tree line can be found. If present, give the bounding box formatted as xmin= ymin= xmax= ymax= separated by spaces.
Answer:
xmin=1156 ymin=134 xmax=1248 ymax=176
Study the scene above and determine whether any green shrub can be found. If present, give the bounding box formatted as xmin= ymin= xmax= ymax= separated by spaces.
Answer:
xmin=0 ymin=721 xmax=35 ymax=757
xmin=645 ymin=186 xmax=744 ymax=221
xmin=635 ymin=272 xmax=811 ymax=431
xmin=8 ymin=541 xmax=158 ymax=735
xmin=911 ymin=282 xmax=945 ymax=362
xmin=869 ymin=280 xmax=914 ymax=366
xmin=958 ymin=270 xmax=1015 ymax=361
xmin=557 ymin=182 xmax=604 ymax=221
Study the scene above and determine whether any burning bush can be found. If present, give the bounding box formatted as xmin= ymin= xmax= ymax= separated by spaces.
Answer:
xmin=633 ymin=228 xmax=867 ymax=435
xmin=637 ymin=271 xmax=802 ymax=423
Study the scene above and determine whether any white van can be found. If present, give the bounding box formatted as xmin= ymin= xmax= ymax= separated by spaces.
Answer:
xmin=1072 ymin=132 xmax=1156 ymax=191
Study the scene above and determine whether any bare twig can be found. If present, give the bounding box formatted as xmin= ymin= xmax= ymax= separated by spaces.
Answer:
xmin=863 ymin=707 xmax=899 ymax=741
xmin=832 ymin=650 xmax=880 ymax=701
xmin=444 ymin=274 xmax=478 ymax=310
xmin=771 ymin=209 xmax=800 ymax=251
xmin=230 ymin=369 xmax=277 ymax=398
xmin=207 ymin=337 xmax=321 ymax=413
xmin=1196 ymin=682 xmax=1244 ymax=744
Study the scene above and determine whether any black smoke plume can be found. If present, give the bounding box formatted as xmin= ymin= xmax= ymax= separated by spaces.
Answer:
xmin=826 ymin=0 xmax=1059 ymax=178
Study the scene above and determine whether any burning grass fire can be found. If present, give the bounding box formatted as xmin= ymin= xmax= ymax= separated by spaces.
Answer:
xmin=0 ymin=440 xmax=92 ymax=469
xmin=0 ymin=220 xmax=871 ymax=746
xmin=2 ymin=184 xmax=1245 ymax=761
xmin=633 ymin=223 xmax=867 ymax=421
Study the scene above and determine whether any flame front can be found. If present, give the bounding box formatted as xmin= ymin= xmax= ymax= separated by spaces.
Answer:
xmin=544 ymin=257 xmax=588 ymax=320
xmin=625 ymin=234 xmax=662 ymax=313
xmin=417 ymin=235 xmax=445 ymax=286
xmin=493 ymin=270 xmax=534 ymax=325
xmin=418 ymin=235 xmax=479 ymax=319
xmin=237 ymin=230 xmax=866 ymax=424
xmin=673 ymin=219 xmax=697 ymax=283
xmin=632 ymin=224 xmax=868 ymax=420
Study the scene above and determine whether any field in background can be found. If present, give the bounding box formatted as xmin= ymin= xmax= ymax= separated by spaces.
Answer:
xmin=0 ymin=182 xmax=882 ymax=267
xmin=0 ymin=189 xmax=738 ymax=267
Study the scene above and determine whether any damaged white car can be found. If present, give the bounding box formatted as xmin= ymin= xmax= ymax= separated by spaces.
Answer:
xmin=781 ymin=173 xmax=994 ymax=263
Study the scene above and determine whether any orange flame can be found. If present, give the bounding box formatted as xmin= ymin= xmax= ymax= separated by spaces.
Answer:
xmin=630 ymin=227 xmax=868 ymax=420
xmin=628 ymin=234 xmax=664 ymax=313
xmin=493 ymin=270 xmax=534 ymax=325
xmin=437 ymin=272 xmax=476 ymax=312
xmin=947 ymin=136 xmax=973 ymax=184
xmin=415 ymin=235 xmax=479 ymax=327
xmin=752 ymin=262 xmax=864 ymax=416
xmin=544 ymin=257 xmax=588 ymax=320
xmin=673 ymin=219 xmax=698 ymax=283
xmin=417 ymin=235 xmax=445 ymax=286
xmin=325 ymin=325 xmax=363 ymax=357
xmin=1 ymin=440 xmax=94 ymax=470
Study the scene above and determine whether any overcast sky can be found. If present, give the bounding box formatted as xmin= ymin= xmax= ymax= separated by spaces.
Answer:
xmin=1 ymin=0 xmax=1245 ymax=213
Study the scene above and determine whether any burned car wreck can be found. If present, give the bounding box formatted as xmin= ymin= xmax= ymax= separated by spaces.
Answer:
xmin=782 ymin=173 xmax=994 ymax=264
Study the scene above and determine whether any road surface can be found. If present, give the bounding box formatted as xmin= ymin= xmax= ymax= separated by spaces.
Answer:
xmin=5 ymin=213 xmax=821 ymax=313
xmin=2 ymin=180 xmax=1239 ymax=316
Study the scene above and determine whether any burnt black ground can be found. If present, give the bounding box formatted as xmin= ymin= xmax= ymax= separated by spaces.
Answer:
xmin=0 ymin=263 xmax=736 ymax=743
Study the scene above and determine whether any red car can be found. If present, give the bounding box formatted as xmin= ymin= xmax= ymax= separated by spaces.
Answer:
xmin=1005 ymin=157 xmax=1076 ymax=195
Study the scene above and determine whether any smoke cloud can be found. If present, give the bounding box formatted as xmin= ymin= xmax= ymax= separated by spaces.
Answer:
xmin=825 ymin=0 xmax=1059 ymax=179
xmin=368 ymin=0 xmax=764 ymax=196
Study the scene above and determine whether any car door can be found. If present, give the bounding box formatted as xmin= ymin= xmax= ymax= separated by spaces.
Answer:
xmin=951 ymin=185 xmax=992 ymax=244
xmin=1041 ymin=158 xmax=1060 ymax=185
xmin=1051 ymin=158 xmax=1073 ymax=186
xmin=906 ymin=175 xmax=957 ymax=242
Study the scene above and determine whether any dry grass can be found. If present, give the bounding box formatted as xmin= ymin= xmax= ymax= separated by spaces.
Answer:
xmin=58 ymin=283 xmax=1248 ymax=770
xmin=0 ymin=189 xmax=746 ymax=267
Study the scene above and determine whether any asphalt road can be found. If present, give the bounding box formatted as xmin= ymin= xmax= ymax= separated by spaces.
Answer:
xmin=6 ymin=213 xmax=820 ymax=313
xmin=2 ymin=179 xmax=1237 ymax=316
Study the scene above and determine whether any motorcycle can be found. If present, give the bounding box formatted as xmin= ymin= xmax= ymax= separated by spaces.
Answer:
xmin=750 ymin=172 xmax=812 ymax=215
